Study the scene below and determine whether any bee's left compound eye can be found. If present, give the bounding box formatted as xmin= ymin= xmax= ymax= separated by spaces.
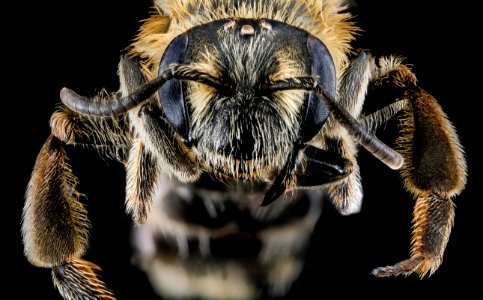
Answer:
xmin=299 ymin=36 xmax=336 ymax=143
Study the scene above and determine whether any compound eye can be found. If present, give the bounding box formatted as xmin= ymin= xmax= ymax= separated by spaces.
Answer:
xmin=299 ymin=37 xmax=337 ymax=143
xmin=307 ymin=37 xmax=336 ymax=98
xmin=158 ymin=34 xmax=190 ymax=140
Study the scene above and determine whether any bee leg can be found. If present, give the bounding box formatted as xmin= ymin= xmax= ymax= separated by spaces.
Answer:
xmin=368 ymin=58 xmax=467 ymax=277
xmin=126 ymin=105 xmax=201 ymax=224
xmin=318 ymin=50 xmax=374 ymax=215
xmin=23 ymin=133 xmax=116 ymax=299
xmin=118 ymin=53 xmax=161 ymax=225
xmin=125 ymin=137 xmax=160 ymax=225
xmin=322 ymin=137 xmax=364 ymax=215
xmin=23 ymin=134 xmax=89 ymax=268
xmin=22 ymin=55 xmax=146 ymax=300
xmin=135 ymin=105 xmax=201 ymax=182
xmin=121 ymin=51 xmax=201 ymax=224
xmin=52 ymin=259 xmax=115 ymax=299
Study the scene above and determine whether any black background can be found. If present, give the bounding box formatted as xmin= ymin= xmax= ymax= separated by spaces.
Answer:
xmin=7 ymin=1 xmax=480 ymax=299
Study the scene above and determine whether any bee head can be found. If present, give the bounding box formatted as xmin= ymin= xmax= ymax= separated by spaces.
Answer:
xmin=158 ymin=18 xmax=336 ymax=181
xmin=60 ymin=16 xmax=402 ymax=205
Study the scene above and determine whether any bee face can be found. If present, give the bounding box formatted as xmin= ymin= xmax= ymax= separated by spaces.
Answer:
xmin=160 ymin=18 xmax=335 ymax=180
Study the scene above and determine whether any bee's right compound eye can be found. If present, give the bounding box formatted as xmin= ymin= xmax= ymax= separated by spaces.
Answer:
xmin=158 ymin=34 xmax=190 ymax=141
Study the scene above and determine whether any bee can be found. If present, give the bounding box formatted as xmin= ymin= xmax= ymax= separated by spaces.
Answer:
xmin=22 ymin=0 xmax=467 ymax=299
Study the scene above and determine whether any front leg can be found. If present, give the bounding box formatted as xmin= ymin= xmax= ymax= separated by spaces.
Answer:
xmin=23 ymin=134 xmax=119 ymax=299
xmin=23 ymin=57 xmax=135 ymax=300
xmin=311 ymin=51 xmax=374 ymax=215
xmin=23 ymin=135 xmax=89 ymax=268
xmin=121 ymin=53 xmax=201 ymax=224
xmin=366 ymin=57 xmax=467 ymax=277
